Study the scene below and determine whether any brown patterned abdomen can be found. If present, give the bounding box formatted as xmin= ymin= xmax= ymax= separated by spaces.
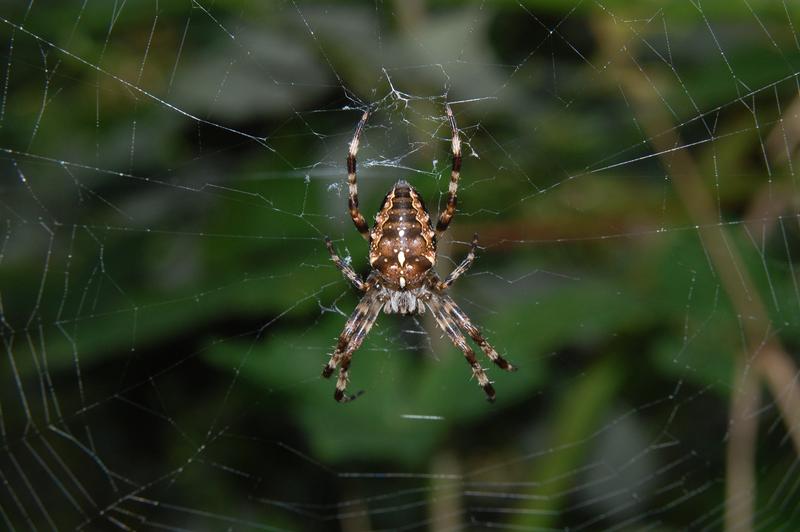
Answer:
xmin=370 ymin=180 xmax=437 ymax=290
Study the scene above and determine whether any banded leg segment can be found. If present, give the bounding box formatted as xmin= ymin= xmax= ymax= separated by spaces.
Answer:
xmin=347 ymin=110 xmax=370 ymax=240
xmin=334 ymin=353 xmax=357 ymax=403
xmin=428 ymin=294 xmax=496 ymax=401
xmin=440 ymin=294 xmax=517 ymax=372
xmin=436 ymin=104 xmax=462 ymax=236
xmin=322 ymin=289 xmax=384 ymax=402
xmin=436 ymin=233 xmax=478 ymax=291
xmin=325 ymin=237 xmax=366 ymax=291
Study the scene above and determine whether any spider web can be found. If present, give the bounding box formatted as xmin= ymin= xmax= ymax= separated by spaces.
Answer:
xmin=1 ymin=0 xmax=800 ymax=530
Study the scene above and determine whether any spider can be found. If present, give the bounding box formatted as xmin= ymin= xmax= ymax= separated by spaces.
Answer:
xmin=323 ymin=105 xmax=516 ymax=403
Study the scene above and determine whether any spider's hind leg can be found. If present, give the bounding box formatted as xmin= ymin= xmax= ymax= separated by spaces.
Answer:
xmin=322 ymin=288 xmax=384 ymax=402
xmin=441 ymin=294 xmax=517 ymax=372
xmin=427 ymin=293 xmax=496 ymax=401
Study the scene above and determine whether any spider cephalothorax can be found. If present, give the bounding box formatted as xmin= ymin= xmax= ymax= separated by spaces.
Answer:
xmin=323 ymin=105 xmax=516 ymax=403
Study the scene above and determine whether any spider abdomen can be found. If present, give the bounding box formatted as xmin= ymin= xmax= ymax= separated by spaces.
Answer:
xmin=369 ymin=180 xmax=436 ymax=290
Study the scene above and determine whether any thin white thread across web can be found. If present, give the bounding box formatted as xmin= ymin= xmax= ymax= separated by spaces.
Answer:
xmin=0 ymin=0 xmax=799 ymax=530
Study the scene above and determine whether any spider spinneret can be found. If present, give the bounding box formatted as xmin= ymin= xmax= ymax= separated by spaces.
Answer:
xmin=323 ymin=105 xmax=516 ymax=403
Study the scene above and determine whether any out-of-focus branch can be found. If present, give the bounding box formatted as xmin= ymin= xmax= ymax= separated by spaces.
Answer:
xmin=759 ymin=344 xmax=800 ymax=453
xmin=429 ymin=451 xmax=463 ymax=530
xmin=746 ymin=90 xmax=800 ymax=237
xmin=766 ymin=94 xmax=800 ymax=167
xmin=726 ymin=357 xmax=760 ymax=532
xmin=594 ymin=17 xmax=800 ymax=532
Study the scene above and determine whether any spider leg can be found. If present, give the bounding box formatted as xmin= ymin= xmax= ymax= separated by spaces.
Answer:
xmin=436 ymin=233 xmax=478 ymax=291
xmin=427 ymin=294 xmax=496 ymax=402
xmin=347 ymin=110 xmax=370 ymax=240
xmin=322 ymin=288 xmax=384 ymax=402
xmin=440 ymin=294 xmax=517 ymax=373
xmin=435 ymin=104 xmax=462 ymax=237
xmin=325 ymin=237 xmax=367 ymax=291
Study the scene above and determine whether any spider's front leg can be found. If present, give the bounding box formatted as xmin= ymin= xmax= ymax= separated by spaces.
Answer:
xmin=325 ymin=237 xmax=368 ymax=291
xmin=436 ymin=104 xmax=462 ymax=237
xmin=322 ymin=288 xmax=384 ymax=402
xmin=347 ymin=110 xmax=370 ymax=240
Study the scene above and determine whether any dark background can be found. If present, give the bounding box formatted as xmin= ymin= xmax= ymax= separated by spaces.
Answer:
xmin=1 ymin=1 xmax=800 ymax=530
